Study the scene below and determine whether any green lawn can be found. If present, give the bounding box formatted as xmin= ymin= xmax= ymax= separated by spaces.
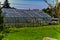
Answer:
xmin=3 ymin=25 xmax=60 ymax=40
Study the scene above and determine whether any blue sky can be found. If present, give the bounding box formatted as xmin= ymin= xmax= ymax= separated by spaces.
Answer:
xmin=0 ymin=0 xmax=56 ymax=10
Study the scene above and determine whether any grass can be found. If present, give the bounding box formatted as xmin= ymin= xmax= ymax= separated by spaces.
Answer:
xmin=3 ymin=25 xmax=60 ymax=40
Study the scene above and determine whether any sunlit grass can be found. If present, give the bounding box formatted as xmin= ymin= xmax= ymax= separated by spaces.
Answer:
xmin=3 ymin=25 xmax=60 ymax=40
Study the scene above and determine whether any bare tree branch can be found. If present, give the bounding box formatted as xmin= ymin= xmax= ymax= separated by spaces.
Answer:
xmin=43 ymin=0 xmax=53 ymax=8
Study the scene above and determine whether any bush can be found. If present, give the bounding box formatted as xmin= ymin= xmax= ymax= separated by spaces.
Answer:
xmin=0 ymin=34 xmax=4 ymax=40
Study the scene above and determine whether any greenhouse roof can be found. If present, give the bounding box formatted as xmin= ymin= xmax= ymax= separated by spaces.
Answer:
xmin=2 ymin=8 xmax=51 ymax=18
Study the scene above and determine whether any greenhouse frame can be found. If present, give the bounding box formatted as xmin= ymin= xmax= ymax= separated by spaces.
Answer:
xmin=2 ymin=8 xmax=51 ymax=27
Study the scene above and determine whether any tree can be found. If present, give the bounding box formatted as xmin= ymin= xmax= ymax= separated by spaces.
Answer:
xmin=3 ymin=0 xmax=11 ymax=8
xmin=42 ymin=8 xmax=51 ymax=17
xmin=56 ymin=3 xmax=60 ymax=17
xmin=43 ymin=0 xmax=59 ymax=18
xmin=0 ymin=8 xmax=4 ymax=31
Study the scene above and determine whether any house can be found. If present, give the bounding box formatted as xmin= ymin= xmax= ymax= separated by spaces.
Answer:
xmin=2 ymin=8 xmax=51 ymax=27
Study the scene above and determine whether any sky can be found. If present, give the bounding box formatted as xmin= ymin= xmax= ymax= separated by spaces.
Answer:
xmin=0 ymin=0 xmax=60 ymax=10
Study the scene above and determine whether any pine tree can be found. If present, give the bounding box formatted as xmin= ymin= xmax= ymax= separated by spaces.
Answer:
xmin=3 ymin=0 xmax=11 ymax=8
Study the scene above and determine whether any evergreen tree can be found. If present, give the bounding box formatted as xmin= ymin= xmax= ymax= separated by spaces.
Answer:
xmin=3 ymin=0 xmax=11 ymax=8
xmin=0 ymin=8 xmax=3 ymax=31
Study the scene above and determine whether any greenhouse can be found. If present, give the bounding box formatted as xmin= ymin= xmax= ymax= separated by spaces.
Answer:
xmin=2 ymin=8 xmax=51 ymax=27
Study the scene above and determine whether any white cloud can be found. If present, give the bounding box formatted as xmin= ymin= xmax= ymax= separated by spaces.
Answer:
xmin=0 ymin=0 xmax=5 ymax=3
xmin=58 ymin=0 xmax=60 ymax=2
